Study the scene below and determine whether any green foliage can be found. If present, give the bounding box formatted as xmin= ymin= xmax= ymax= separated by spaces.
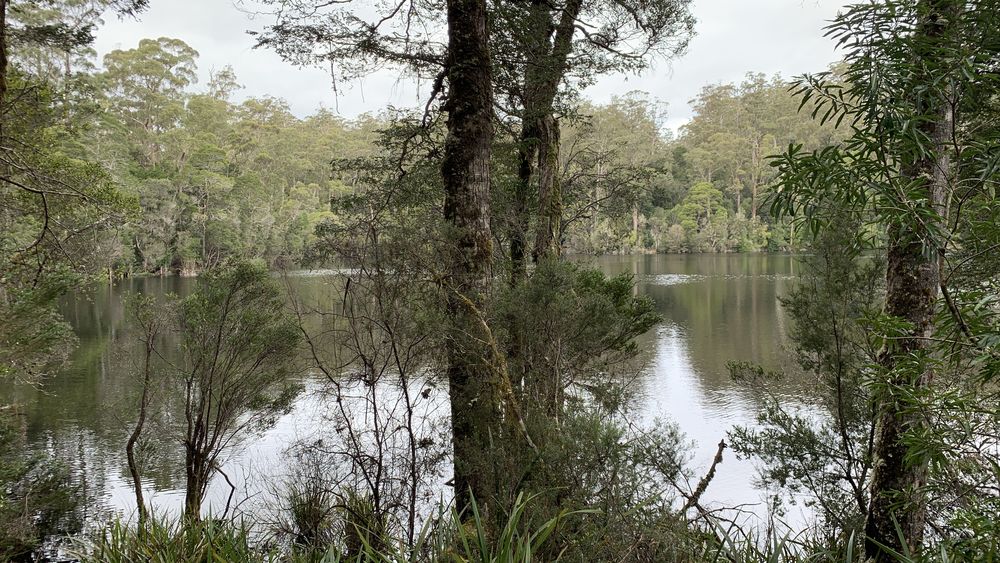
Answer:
xmin=9 ymin=2 xmax=1000 ymax=562
xmin=491 ymin=260 xmax=703 ymax=561
xmin=768 ymin=4 xmax=1000 ymax=247
xmin=558 ymin=78 xmax=840 ymax=255
xmin=80 ymin=493 xmax=574 ymax=563
xmin=1 ymin=10 xmax=137 ymax=557
xmin=179 ymin=262 xmax=301 ymax=382
xmin=83 ymin=516 xmax=270 ymax=563
xmin=8 ymin=17 xmax=846 ymax=274
xmin=517 ymin=414 xmax=696 ymax=562
xmin=0 ymin=269 xmax=75 ymax=381
xmin=274 ymin=449 xmax=341 ymax=551
xmin=0 ymin=409 xmax=81 ymax=561
xmin=674 ymin=182 xmax=728 ymax=251
xmin=761 ymin=1 xmax=1000 ymax=557
xmin=501 ymin=261 xmax=660 ymax=364
xmin=1 ymin=67 xmax=133 ymax=380
xmin=111 ymin=262 xmax=305 ymax=520
xmin=497 ymin=260 xmax=660 ymax=426
xmin=729 ymin=213 xmax=884 ymax=543
xmin=0 ymin=33 xmax=377 ymax=275
xmin=175 ymin=261 xmax=302 ymax=506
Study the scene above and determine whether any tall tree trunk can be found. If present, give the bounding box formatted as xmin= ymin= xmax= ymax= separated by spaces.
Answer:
xmin=509 ymin=0 xmax=582 ymax=280
xmin=0 ymin=0 xmax=8 ymax=307
xmin=0 ymin=0 xmax=8 ymax=140
xmin=532 ymin=115 xmax=561 ymax=260
xmin=442 ymin=0 xmax=498 ymax=515
xmin=510 ymin=121 xmax=534 ymax=284
xmin=510 ymin=0 xmax=549 ymax=284
xmin=864 ymin=1 xmax=956 ymax=558
xmin=750 ymin=139 xmax=761 ymax=221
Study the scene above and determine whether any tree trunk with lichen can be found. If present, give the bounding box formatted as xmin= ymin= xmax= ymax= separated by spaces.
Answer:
xmin=509 ymin=0 xmax=582 ymax=282
xmin=863 ymin=1 xmax=956 ymax=559
xmin=442 ymin=0 xmax=500 ymax=515
xmin=533 ymin=114 xmax=562 ymax=261
xmin=0 ymin=0 xmax=8 ymax=141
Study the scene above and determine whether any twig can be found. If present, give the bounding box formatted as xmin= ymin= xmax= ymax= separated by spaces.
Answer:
xmin=683 ymin=439 xmax=726 ymax=513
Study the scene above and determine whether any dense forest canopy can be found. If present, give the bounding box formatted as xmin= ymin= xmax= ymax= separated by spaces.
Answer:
xmin=1 ymin=0 xmax=999 ymax=562
xmin=4 ymin=23 xmax=848 ymax=279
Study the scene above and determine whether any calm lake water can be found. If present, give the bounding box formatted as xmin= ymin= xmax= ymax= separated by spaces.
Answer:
xmin=4 ymin=254 xmax=819 ymax=530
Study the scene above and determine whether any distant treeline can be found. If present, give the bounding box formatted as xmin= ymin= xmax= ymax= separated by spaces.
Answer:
xmin=11 ymin=23 xmax=844 ymax=276
xmin=558 ymin=74 xmax=842 ymax=255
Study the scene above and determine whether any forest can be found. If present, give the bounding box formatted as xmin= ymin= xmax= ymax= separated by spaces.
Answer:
xmin=1 ymin=0 xmax=999 ymax=562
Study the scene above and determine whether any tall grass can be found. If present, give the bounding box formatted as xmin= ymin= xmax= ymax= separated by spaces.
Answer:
xmin=75 ymin=493 xmax=576 ymax=563
xmin=82 ymin=516 xmax=277 ymax=563
xmin=78 ymin=497 xmax=997 ymax=562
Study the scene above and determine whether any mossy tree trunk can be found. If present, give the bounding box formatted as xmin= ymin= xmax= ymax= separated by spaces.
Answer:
xmin=510 ymin=0 xmax=582 ymax=282
xmin=863 ymin=1 xmax=958 ymax=558
xmin=441 ymin=0 xmax=500 ymax=515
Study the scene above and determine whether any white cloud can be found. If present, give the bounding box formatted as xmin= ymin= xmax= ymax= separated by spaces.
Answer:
xmin=582 ymin=0 xmax=844 ymax=133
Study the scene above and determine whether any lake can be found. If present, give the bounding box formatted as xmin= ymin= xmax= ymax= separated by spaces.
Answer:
xmin=3 ymin=253 xmax=819 ymax=532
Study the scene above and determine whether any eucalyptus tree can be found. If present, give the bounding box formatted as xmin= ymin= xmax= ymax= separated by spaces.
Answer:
xmin=2 ymin=0 xmax=148 ymax=86
xmin=100 ymin=37 xmax=198 ymax=167
xmin=771 ymin=0 xmax=1000 ymax=558
xmin=558 ymin=95 xmax=670 ymax=254
xmin=98 ymin=37 xmax=198 ymax=272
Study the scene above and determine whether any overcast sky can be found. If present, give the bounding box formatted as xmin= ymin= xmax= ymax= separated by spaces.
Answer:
xmin=93 ymin=0 xmax=846 ymax=134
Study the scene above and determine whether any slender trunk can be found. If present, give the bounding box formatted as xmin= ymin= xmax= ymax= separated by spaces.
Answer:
xmin=0 ymin=0 xmax=8 ymax=140
xmin=184 ymin=450 xmax=206 ymax=522
xmin=510 ymin=0 xmax=549 ymax=284
xmin=0 ymin=0 xmax=9 ymax=297
xmin=126 ymin=337 xmax=155 ymax=526
xmin=510 ymin=123 xmax=534 ymax=284
xmin=864 ymin=1 xmax=956 ymax=558
xmin=442 ymin=0 xmax=498 ymax=515
xmin=631 ymin=204 xmax=639 ymax=248
xmin=750 ymin=139 xmax=761 ymax=221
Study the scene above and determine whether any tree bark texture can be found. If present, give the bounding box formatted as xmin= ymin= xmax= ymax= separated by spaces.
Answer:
xmin=442 ymin=0 xmax=499 ymax=514
xmin=510 ymin=0 xmax=582 ymax=281
xmin=184 ymin=449 xmax=209 ymax=521
xmin=532 ymin=114 xmax=562 ymax=261
xmin=0 ymin=0 xmax=8 ymax=139
xmin=864 ymin=1 xmax=957 ymax=558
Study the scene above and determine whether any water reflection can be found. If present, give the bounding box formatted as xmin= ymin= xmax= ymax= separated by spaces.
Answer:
xmin=3 ymin=255 xmax=816 ymax=526
xmin=582 ymin=254 xmax=813 ymax=525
